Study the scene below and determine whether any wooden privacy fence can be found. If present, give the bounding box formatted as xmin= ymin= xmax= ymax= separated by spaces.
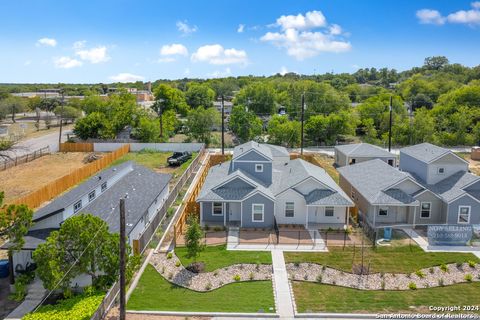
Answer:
xmin=59 ymin=142 xmax=94 ymax=152
xmin=132 ymin=146 xmax=207 ymax=255
xmin=173 ymin=153 xmax=230 ymax=241
xmin=0 ymin=146 xmax=50 ymax=171
xmin=10 ymin=144 xmax=130 ymax=209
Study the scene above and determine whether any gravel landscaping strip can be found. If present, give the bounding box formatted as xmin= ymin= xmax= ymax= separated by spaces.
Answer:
xmin=150 ymin=251 xmax=273 ymax=292
xmin=287 ymin=262 xmax=480 ymax=290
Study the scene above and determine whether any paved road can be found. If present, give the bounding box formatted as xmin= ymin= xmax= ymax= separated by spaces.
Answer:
xmin=2 ymin=130 xmax=65 ymax=159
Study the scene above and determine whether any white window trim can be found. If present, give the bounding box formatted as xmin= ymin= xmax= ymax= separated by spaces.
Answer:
xmin=285 ymin=202 xmax=295 ymax=218
xmin=255 ymin=164 xmax=264 ymax=172
xmin=457 ymin=205 xmax=471 ymax=224
xmin=437 ymin=167 xmax=445 ymax=174
xmin=88 ymin=190 xmax=96 ymax=202
xmin=212 ymin=202 xmax=223 ymax=216
xmin=101 ymin=182 xmax=107 ymax=192
xmin=325 ymin=206 xmax=334 ymax=217
xmin=378 ymin=208 xmax=388 ymax=216
xmin=420 ymin=202 xmax=431 ymax=219
xmin=73 ymin=200 xmax=82 ymax=213
xmin=252 ymin=203 xmax=264 ymax=222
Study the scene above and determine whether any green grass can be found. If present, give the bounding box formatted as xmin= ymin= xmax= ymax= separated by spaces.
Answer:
xmin=111 ymin=150 xmax=172 ymax=169
xmin=284 ymin=245 xmax=480 ymax=274
xmin=128 ymin=264 xmax=275 ymax=312
xmin=292 ymin=281 xmax=480 ymax=313
xmin=175 ymin=244 xmax=272 ymax=272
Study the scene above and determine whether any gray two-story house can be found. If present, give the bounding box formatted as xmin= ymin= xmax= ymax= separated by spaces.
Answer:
xmin=197 ymin=141 xmax=353 ymax=230
xmin=338 ymin=142 xmax=480 ymax=229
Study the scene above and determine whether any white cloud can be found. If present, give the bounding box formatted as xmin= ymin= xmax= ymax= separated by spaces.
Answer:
xmin=73 ymin=40 xmax=86 ymax=49
xmin=157 ymin=57 xmax=176 ymax=63
xmin=275 ymin=11 xmax=326 ymax=30
xmin=207 ymin=67 xmax=232 ymax=78
xmin=329 ymin=24 xmax=342 ymax=35
xmin=191 ymin=44 xmax=248 ymax=65
xmin=75 ymin=46 xmax=110 ymax=63
xmin=416 ymin=9 xmax=446 ymax=25
xmin=279 ymin=66 xmax=288 ymax=76
xmin=160 ymin=43 xmax=188 ymax=56
xmin=176 ymin=20 xmax=198 ymax=35
xmin=237 ymin=24 xmax=245 ymax=33
xmin=53 ymin=56 xmax=82 ymax=69
xmin=109 ymin=73 xmax=145 ymax=82
xmin=36 ymin=38 xmax=57 ymax=47
xmin=417 ymin=3 xmax=480 ymax=26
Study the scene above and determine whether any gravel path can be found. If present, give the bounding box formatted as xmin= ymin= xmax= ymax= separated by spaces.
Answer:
xmin=150 ymin=252 xmax=273 ymax=292
xmin=287 ymin=262 xmax=480 ymax=290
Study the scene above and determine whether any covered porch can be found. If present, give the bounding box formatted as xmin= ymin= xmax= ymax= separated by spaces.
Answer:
xmin=305 ymin=205 xmax=350 ymax=230
xmin=200 ymin=201 xmax=242 ymax=228
xmin=366 ymin=204 xmax=418 ymax=228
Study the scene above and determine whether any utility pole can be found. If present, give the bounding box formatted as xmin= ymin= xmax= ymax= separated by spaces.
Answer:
xmin=58 ymin=90 xmax=65 ymax=146
xmin=301 ymin=93 xmax=305 ymax=155
xmin=119 ymin=198 xmax=126 ymax=320
xmin=158 ymin=99 xmax=163 ymax=138
xmin=388 ymin=95 xmax=393 ymax=152
xmin=221 ymin=95 xmax=225 ymax=155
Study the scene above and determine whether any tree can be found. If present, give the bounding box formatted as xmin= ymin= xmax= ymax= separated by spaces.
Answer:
xmin=185 ymin=107 xmax=220 ymax=145
xmin=73 ymin=112 xmax=107 ymax=140
xmin=411 ymin=93 xmax=433 ymax=110
xmin=229 ymin=106 xmax=263 ymax=142
xmin=234 ymin=82 xmax=276 ymax=115
xmin=0 ymin=191 xmax=34 ymax=251
xmin=54 ymin=106 xmax=81 ymax=121
xmin=185 ymin=83 xmax=215 ymax=109
xmin=131 ymin=116 xmax=160 ymax=142
xmin=33 ymin=214 xmax=122 ymax=291
xmin=0 ymin=97 xmax=26 ymax=122
xmin=184 ymin=215 xmax=204 ymax=261
xmin=424 ymin=56 xmax=449 ymax=70
xmin=153 ymin=84 xmax=189 ymax=116
xmin=267 ymin=115 xmax=301 ymax=147
xmin=305 ymin=111 xmax=357 ymax=145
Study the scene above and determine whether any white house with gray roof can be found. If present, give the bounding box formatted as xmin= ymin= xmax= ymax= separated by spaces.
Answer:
xmin=338 ymin=142 xmax=480 ymax=229
xmin=197 ymin=141 xmax=353 ymax=230
xmin=2 ymin=161 xmax=171 ymax=282
xmin=334 ymin=143 xmax=396 ymax=167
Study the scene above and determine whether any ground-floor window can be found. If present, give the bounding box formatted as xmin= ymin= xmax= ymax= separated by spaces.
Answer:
xmin=73 ymin=200 xmax=82 ymax=213
xmin=252 ymin=204 xmax=264 ymax=222
xmin=458 ymin=206 xmax=470 ymax=224
xmin=325 ymin=206 xmax=334 ymax=217
xmin=378 ymin=208 xmax=388 ymax=216
xmin=213 ymin=202 xmax=223 ymax=215
xmin=285 ymin=202 xmax=294 ymax=217
xmin=420 ymin=202 xmax=431 ymax=218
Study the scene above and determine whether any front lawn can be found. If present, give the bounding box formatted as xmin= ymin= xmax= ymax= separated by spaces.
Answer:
xmin=175 ymin=244 xmax=272 ymax=272
xmin=285 ymin=245 xmax=480 ymax=274
xmin=128 ymin=264 xmax=275 ymax=313
xmin=292 ymin=281 xmax=480 ymax=313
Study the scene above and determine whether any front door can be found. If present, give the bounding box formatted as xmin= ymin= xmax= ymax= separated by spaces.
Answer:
xmin=396 ymin=207 xmax=407 ymax=223
xmin=228 ymin=203 xmax=241 ymax=221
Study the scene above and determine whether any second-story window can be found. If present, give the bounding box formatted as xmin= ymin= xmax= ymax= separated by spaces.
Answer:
xmin=88 ymin=190 xmax=96 ymax=202
xmin=255 ymin=164 xmax=264 ymax=172
xmin=74 ymin=200 xmax=82 ymax=213
xmin=437 ymin=167 xmax=445 ymax=174
xmin=101 ymin=182 xmax=107 ymax=192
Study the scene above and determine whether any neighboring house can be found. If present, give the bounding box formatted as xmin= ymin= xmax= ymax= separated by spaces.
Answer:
xmin=197 ymin=141 xmax=353 ymax=230
xmin=2 ymin=161 xmax=171 ymax=282
xmin=338 ymin=142 xmax=480 ymax=229
xmin=334 ymin=143 xmax=396 ymax=167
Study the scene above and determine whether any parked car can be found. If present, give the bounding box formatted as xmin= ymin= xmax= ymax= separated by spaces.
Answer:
xmin=167 ymin=151 xmax=192 ymax=166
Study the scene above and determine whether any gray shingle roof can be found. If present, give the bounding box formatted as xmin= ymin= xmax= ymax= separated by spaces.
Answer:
xmin=0 ymin=228 xmax=58 ymax=250
xmin=400 ymin=143 xmax=458 ymax=163
xmin=233 ymin=141 xmax=273 ymax=160
xmin=338 ymin=159 xmax=417 ymax=204
xmin=372 ymin=189 xmax=418 ymax=205
xmin=305 ymin=190 xmax=353 ymax=206
xmin=335 ymin=143 xmax=394 ymax=158
xmin=33 ymin=161 xmax=134 ymax=221
xmin=416 ymin=171 xmax=480 ymax=203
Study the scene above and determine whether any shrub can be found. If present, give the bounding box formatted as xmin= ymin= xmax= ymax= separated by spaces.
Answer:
xmin=168 ymin=272 xmax=173 ymax=279
xmin=294 ymin=262 xmax=300 ymax=267
xmin=233 ymin=274 xmax=241 ymax=282
xmin=316 ymin=275 xmax=322 ymax=283
xmin=456 ymin=262 xmax=463 ymax=269
xmin=256 ymin=263 xmax=260 ymax=271
xmin=468 ymin=260 xmax=477 ymax=268
xmin=464 ymin=274 xmax=473 ymax=282
xmin=205 ymin=282 xmax=212 ymax=290
xmin=415 ymin=270 xmax=425 ymax=278
xmin=381 ymin=281 xmax=385 ymax=290
xmin=23 ymin=292 xmax=104 ymax=320
xmin=429 ymin=267 xmax=434 ymax=274
xmin=175 ymin=261 xmax=181 ymax=267
xmin=213 ymin=270 xmax=218 ymax=276
xmin=440 ymin=264 xmax=448 ymax=272
xmin=249 ymin=272 xmax=255 ymax=280
xmin=213 ymin=226 xmax=223 ymax=232
xmin=408 ymin=282 xmax=417 ymax=290
xmin=322 ymin=265 xmax=326 ymax=271
xmin=9 ymin=272 xmax=34 ymax=302
xmin=303 ymin=274 xmax=308 ymax=280
xmin=166 ymin=207 xmax=175 ymax=218
xmin=166 ymin=252 xmax=173 ymax=259
xmin=204 ymin=224 xmax=210 ymax=231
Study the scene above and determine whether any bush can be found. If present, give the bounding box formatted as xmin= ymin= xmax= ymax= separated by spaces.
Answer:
xmin=438 ymin=278 xmax=444 ymax=287
xmin=429 ymin=267 xmax=434 ymax=274
xmin=175 ymin=261 xmax=181 ymax=267
xmin=440 ymin=264 xmax=448 ymax=272
xmin=303 ymin=274 xmax=308 ymax=280
xmin=408 ymin=282 xmax=417 ymax=290
xmin=205 ymin=282 xmax=212 ymax=290
xmin=186 ymin=262 xmax=205 ymax=273
xmin=316 ymin=275 xmax=322 ymax=283
xmin=233 ymin=274 xmax=241 ymax=282
xmin=415 ymin=270 xmax=425 ymax=278
xmin=456 ymin=262 xmax=463 ymax=269
xmin=464 ymin=274 xmax=473 ymax=282
xmin=468 ymin=260 xmax=477 ymax=268
xmin=294 ymin=262 xmax=300 ymax=267
xmin=23 ymin=292 xmax=104 ymax=320
xmin=166 ymin=252 xmax=173 ymax=259
xmin=249 ymin=272 xmax=255 ymax=280
xmin=9 ymin=272 xmax=34 ymax=302
xmin=381 ymin=281 xmax=385 ymax=290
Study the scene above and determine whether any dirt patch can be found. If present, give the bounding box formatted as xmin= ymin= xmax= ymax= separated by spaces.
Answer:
xmin=0 ymin=152 xmax=93 ymax=202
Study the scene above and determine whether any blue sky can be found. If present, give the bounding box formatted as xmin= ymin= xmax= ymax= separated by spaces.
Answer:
xmin=0 ymin=0 xmax=479 ymax=83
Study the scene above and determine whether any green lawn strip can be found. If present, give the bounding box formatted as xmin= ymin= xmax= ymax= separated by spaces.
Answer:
xmin=111 ymin=150 xmax=172 ymax=169
xmin=175 ymin=244 xmax=272 ymax=272
xmin=128 ymin=264 xmax=275 ymax=312
xmin=284 ymin=245 xmax=480 ymax=274
xmin=292 ymin=281 xmax=480 ymax=313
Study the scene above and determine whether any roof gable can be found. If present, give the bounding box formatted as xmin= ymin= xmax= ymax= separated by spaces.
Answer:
xmin=234 ymin=148 xmax=271 ymax=162
xmin=336 ymin=143 xmax=394 ymax=158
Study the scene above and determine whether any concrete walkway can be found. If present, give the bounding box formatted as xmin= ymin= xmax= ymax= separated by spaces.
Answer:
xmin=5 ymin=278 xmax=47 ymax=320
xmin=401 ymin=227 xmax=480 ymax=253
xmin=271 ymin=250 xmax=295 ymax=319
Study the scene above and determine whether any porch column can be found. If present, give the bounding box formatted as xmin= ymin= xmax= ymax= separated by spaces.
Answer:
xmin=413 ymin=205 xmax=417 ymax=229
xmin=345 ymin=207 xmax=349 ymax=227
xmin=8 ymin=251 xmax=14 ymax=285
xmin=223 ymin=203 xmax=226 ymax=227
xmin=372 ymin=206 xmax=376 ymax=228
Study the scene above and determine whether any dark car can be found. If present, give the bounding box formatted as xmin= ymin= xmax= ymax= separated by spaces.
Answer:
xmin=167 ymin=151 xmax=192 ymax=166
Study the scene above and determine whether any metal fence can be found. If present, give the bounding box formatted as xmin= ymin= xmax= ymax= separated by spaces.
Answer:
xmin=0 ymin=146 xmax=50 ymax=171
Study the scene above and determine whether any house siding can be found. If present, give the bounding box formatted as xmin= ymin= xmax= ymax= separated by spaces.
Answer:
xmin=233 ymin=161 xmax=272 ymax=184
xmin=334 ymin=149 xmax=348 ymax=167
xmin=426 ymin=153 xmax=468 ymax=185
xmin=447 ymin=195 xmax=480 ymax=224
xmin=241 ymin=193 xmax=274 ymax=228
xmin=275 ymin=189 xmax=307 ymax=225
xmin=201 ymin=202 xmax=224 ymax=224
xmin=307 ymin=206 xmax=346 ymax=225
xmin=399 ymin=152 xmax=428 ymax=182
xmin=413 ymin=191 xmax=444 ymax=225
